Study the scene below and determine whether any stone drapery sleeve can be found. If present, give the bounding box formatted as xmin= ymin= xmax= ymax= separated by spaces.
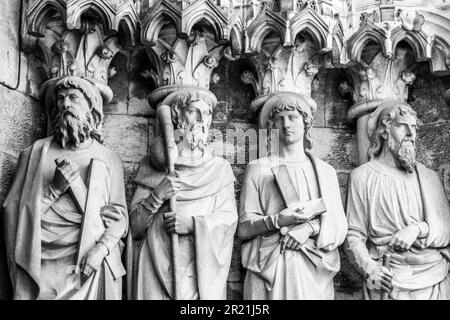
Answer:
xmin=129 ymin=184 xmax=163 ymax=240
xmin=98 ymin=156 xmax=129 ymax=253
xmin=193 ymin=182 xmax=238 ymax=299
xmin=344 ymin=171 xmax=376 ymax=277
xmin=238 ymin=164 xmax=275 ymax=241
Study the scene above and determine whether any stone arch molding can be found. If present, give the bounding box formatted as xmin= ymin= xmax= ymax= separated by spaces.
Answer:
xmin=27 ymin=0 xmax=139 ymax=41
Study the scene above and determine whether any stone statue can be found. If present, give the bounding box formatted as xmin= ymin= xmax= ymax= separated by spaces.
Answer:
xmin=3 ymin=76 xmax=128 ymax=300
xmin=238 ymin=92 xmax=348 ymax=299
xmin=345 ymin=101 xmax=450 ymax=300
xmin=129 ymin=89 xmax=237 ymax=299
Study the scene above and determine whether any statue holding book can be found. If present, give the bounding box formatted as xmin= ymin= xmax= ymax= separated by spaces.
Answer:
xmin=238 ymin=92 xmax=348 ymax=299
xmin=3 ymin=75 xmax=128 ymax=300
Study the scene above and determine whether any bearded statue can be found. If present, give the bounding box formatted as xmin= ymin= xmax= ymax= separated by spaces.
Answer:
xmin=3 ymin=76 xmax=128 ymax=300
xmin=128 ymin=88 xmax=237 ymax=300
xmin=345 ymin=100 xmax=450 ymax=300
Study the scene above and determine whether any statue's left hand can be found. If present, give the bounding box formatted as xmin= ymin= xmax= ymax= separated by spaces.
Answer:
xmin=163 ymin=212 xmax=194 ymax=235
xmin=389 ymin=224 xmax=421 ymax=252
xmin=80 ymin=243 xmax=108 ymax=280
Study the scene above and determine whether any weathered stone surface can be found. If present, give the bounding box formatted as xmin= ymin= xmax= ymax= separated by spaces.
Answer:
xmin=0 ymin=86 xmax=46 ymax=155
xmin=0 ymin=0 xmax=20 ymax=89
xmin=106 ymin=52 xmax=130 ymax=115
xmin=0 ymin=152 xmax=18 ymax=203
xmin=128 ymin=49 xmax=155 ymax=115
xmin=123 ymin=161 xmax=140 ymax=206
xmin=102 ymin=114 xmax=149 ymax=164
xmin=311 ymin=68 xmax=327 ymax=127
xmin=211 ymin=59 xmax=257 ymax=123
xmin=312 ymin=127 xmax=358 ymax=171
xmin=417 ymin=122 xmax=450 ymax=202
xmin=409 ymin=63 xmax=450 ymax=125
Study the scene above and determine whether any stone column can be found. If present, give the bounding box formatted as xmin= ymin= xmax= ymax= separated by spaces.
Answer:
xmin=141 ymin=0 xmax=233 ymax=134
xmin=342 ymin=6 xmax=450 ymax=164
xmin=240 ymin=1 xmax=343 ymax=127
xmin=22 ymin=0 xmax=139 ymax=132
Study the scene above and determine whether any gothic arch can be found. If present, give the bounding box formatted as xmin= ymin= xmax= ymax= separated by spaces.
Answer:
xmin=27 ymin=0 xmax=66 ymax=37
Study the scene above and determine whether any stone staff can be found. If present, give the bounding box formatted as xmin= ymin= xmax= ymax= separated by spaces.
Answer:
xmin=157 ymin=104 xmax=180 ymax=299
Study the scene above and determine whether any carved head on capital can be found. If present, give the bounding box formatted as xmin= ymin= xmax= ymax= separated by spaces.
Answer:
xmin=48 ymin=76 xmax=105 ymax=148
xmin=368 ymin=101 xmax=418 ymax=173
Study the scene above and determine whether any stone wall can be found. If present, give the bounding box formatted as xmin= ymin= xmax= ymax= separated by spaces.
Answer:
xmin=0 ymin=2 xmax=449 ymax=300
xmin=0 ymin=1 xmax=46 ymax=299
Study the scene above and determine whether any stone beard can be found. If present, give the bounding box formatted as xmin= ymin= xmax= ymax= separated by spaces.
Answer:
xmin=177 ymin=115 xmax=208 ymax=151
xmin=387 ymin=134 xmax=416 ymax=173
xmin=53 ymin=106 xmax=96 ymax=148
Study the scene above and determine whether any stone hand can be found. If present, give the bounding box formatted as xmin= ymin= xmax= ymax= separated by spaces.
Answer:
xmin=100 ymin=205 xmax=122 ymax=228
xmin=153 ymin=172 xmax=181 ymax=201
xmin=286 ymin=222 xmax=314 ymax=244
xmin=365 ymin=263 xmax=394 ymax=293
xmin=51 ymin=158 xmax=80 ymax=196
xmin=80 ymin=243 xmax=108 ymax=281
xmin=389 ymin=224 xmax=421 ymax=252
xmin=280 ymin=234 xmax=303 ymax=254
xmin=278 ymin=204 xmax=306 ymax=227
xmin=163 ymin=211 xmax=194 ymax=235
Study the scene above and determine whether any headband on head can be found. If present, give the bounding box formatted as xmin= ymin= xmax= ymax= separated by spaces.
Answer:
xmin=258 ymin=92 xmax=317 ymax=129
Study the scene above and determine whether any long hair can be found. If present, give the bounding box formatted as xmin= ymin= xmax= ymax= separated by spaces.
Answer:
xmin=267 ymin=94 xmax=314 ymax=151
xmin=367 ymin=103 xmax=417 ymax=160
xmin=51 ymin=76 xmax=104 ymax=143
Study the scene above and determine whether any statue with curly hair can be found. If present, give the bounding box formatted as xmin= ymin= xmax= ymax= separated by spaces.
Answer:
xmin=238 ymin=92 xmax=347 ymax=299
xmin=345 ymin=100 xmax=450 ymax=300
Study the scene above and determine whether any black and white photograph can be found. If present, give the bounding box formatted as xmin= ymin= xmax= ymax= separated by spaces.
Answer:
xmin=0 ymin=0 xmax=449 ymax=313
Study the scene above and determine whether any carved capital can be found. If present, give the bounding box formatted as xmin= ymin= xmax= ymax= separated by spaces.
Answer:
xmin=23 ymin=0 xmax=139 ymax=86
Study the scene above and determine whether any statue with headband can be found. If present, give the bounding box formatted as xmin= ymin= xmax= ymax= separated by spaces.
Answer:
xmin=129 ymin=87 xmax=237 ymax=299
xmin=3 ymin=40 xmax=128 ymax=300
xmin=345 ymin=100 xmax=450 ymax=300
xmin=238 ymin=92 xmax=348 ymax=299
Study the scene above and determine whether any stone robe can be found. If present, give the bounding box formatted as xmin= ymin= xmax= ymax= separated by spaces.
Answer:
xmin=129 ymin=153 xmax=237 ymax=300
xmin=238 ymin=155 xmax=348 ymax=299
xmin=346 ymin=160 xmax=450 ymax=300
xmin=3 ymin=136 xmax=127 ymax=300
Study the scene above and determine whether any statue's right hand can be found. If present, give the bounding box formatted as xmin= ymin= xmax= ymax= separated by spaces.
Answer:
xmin=365 ymin=263 xmax=394 ymax=293
xmin=51 ymin=158 xmax=80 ymax=196
xmin=153 ymin=172 xmax=181 ymax=201
xmin=278 ymin=204 xmax=306 ymax=228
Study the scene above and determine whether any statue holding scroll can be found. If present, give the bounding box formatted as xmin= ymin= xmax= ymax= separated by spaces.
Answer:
xmin=3 ymin=76 xmax=128 ymax=299
xmin=129 ymin=89 xmax=237 ymax=299
xmin=345 ymin=101 xmax=450 ymax=300
xmin=238 ymin=92 xmax=348 ymax=299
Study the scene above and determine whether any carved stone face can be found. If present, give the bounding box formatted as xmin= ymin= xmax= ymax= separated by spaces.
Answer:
xmin=56 ymin=88 xmax=90 ymax=114
xmin=177 ymin=100 xmax=212 ymax=150
xmin=385 ymin=110 xmax=417 ymax=173
xmin=54 ymin=88 xmax=94 ymax=148
xmin=271 ymin=109 xmax=305 ymax=146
